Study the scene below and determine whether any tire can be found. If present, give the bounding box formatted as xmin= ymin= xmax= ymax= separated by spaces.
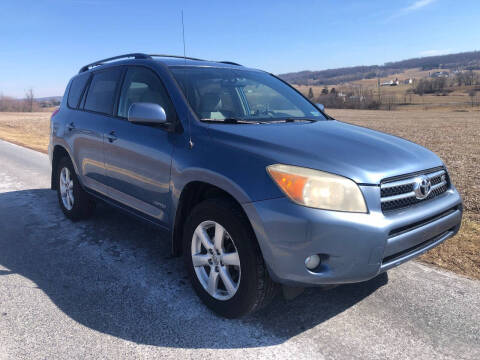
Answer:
xmin=56 ymin=156 xmax=95 ymax=221
xmin=183 ymin=198 xmax=278 ymax=318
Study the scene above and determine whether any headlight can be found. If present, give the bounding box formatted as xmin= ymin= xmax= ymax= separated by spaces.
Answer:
xmin=267 ymin=164 xmax=367 ymax=213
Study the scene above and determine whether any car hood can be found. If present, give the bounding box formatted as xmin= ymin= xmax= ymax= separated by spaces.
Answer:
xmin=207 ymin=120 xmax=443 ymax=185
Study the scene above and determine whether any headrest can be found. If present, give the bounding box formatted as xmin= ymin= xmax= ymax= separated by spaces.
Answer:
xmin=200 ymin=93 xmax=220 ymax=112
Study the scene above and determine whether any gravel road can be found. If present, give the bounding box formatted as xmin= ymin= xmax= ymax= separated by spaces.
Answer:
xmin=0 ymin=139 xmax=478 ymax=359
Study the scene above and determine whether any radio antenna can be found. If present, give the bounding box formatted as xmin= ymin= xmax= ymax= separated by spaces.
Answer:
xmin=181 ymin=10 xmax=194 ymax=149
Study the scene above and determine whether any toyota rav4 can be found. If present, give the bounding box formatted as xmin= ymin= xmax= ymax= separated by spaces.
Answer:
xmin=49 ymin=53 xmax=463 ymax=318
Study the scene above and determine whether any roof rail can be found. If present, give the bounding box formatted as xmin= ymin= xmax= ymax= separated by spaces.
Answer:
xmin=151 ymin=55 xmax=242 ymax=66
xmin=149 ymin=54 xmax=206 ymax=61
xmin=79 ymin=53 xmax=151 ymax=73
xmin=78 ymin=53 xmax=243 ymax=73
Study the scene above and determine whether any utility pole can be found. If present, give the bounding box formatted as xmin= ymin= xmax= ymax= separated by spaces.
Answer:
xmin=377 ymin=77 xmax=381 ymax=104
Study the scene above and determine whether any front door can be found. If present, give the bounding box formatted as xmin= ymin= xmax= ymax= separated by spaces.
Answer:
xmin=103 ymin=66 xmax=176 ymax=225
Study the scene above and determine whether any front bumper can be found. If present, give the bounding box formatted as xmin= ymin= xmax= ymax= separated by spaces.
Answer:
xmin=243 ymin=186 xmax=462 ymax=286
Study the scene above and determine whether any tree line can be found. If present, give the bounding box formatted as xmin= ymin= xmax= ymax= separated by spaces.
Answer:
xmin=0 ymin=89 xmax=60 ymax=112
xmin=413 ymin=71 xmax=480 ymax=95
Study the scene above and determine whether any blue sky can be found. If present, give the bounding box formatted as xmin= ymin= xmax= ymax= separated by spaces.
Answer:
xmin=0 ymin=0 xmax=479 ymax=97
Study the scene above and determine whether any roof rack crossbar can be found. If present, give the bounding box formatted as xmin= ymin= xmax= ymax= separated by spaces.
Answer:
xmin=79 ymin=53 xmax=151 ymax=73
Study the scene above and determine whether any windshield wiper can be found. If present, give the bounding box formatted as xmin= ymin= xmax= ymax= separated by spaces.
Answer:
xmin=282 ymin=118 xmax=318 ymax=123
xmin=201 ymin=117 xmax=318 ymax=124
xmin=201 ymin=118 xmax=260 ymax=124
xmin=253 ymin=118 xmax=318 ymax=124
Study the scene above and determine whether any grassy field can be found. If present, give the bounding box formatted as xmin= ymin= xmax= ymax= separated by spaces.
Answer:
xmin=0 ymin=109 xmax=478 ymax=279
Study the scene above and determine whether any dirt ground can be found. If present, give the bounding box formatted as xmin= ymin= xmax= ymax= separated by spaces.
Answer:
xmin=0 ymin=109 xmax=478 ymax=279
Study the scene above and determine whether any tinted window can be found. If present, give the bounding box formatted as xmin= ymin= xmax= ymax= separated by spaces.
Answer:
xmin=84 ymin=69 xmax=122 ymax=115
xmin=67 ymin=73 xmax=90 ymax=109
xmin=118 ymin=67 xmax=175 ymax=121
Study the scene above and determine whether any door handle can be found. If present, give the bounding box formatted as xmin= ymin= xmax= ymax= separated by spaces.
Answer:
xmin=106 ymin=131 xmax=117 ymax=143
xmin=67 ymin=122 xmax=75 ymax=131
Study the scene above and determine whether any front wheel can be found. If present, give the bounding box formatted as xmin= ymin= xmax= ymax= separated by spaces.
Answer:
xmin=183 ymin=198 xmax=277 ymax=318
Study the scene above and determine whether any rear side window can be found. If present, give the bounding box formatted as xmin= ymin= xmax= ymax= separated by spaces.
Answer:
xmin=84 ymin=69 xmax=122 ymax=115
xmin=67 ymin=73 xmax=90 ymax=109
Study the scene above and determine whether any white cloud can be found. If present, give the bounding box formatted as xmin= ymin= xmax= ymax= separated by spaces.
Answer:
xmin=419 ymin=49 xmax=451 ymax=57
xmin=383 ymin=0 xmax=438 ymax=22
xmin=404 ymin=0 xmax=438 ymax=12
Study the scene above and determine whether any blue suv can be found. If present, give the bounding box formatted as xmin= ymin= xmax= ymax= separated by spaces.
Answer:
xmin=49 ymin=53 xmax=463 ymax=317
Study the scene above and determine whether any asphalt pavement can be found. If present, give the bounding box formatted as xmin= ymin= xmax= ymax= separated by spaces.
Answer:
xmin=0 ymin=139 xmax=479 ymax=359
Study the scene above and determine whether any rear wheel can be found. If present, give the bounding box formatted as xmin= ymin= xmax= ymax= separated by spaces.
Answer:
xmin=56 ymin=157 xmax=95 ymax=220
xmin=183 ymin=198 xmax=277 ymax=318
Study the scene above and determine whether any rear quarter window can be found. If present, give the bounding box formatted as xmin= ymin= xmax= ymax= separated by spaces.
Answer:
xmin=84 ymin=68 xmax=122 ymax=115
xmin=67 ymin=73 xmax=90 ymax=109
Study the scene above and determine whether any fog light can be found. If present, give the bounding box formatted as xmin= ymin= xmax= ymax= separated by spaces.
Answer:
xmin=305 ymin=255 xmax=321 ymax=270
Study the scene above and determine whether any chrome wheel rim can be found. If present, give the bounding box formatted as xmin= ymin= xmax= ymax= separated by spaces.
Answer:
xmin=59 ymin=167 xmax=74 ymax=211
xmin=191 ymin=221 xmax=241 ymax=300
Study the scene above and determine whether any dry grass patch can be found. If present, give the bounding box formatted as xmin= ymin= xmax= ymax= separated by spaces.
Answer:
xmin=420 ymin=215 xmax=479 ymax=278
xmin=0 ymin=112 xmax=50 ymax=153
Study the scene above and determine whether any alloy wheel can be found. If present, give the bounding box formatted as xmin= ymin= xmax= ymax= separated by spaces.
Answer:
xmin=59 ymin=167 xmax=74 ymax=211
xmin=191 ymin=220 xmax=241 ymax=300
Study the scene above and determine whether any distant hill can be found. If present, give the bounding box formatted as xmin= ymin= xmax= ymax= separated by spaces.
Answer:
xmin=279 ymin=51 xmax=480 ymax=85
xmin=34 ymin=96 xmax=62 ymax=108
xmin=35 ymin=96 xmax=62 ymax=103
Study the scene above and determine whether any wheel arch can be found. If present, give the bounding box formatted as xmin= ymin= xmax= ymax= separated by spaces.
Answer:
xmin=50 ymin=144 xmax=80 ymax=190
xmin=51 ymin=145 xmax=70 ymax=189
xmin=171 ymin=180 xmax=254 ymax=256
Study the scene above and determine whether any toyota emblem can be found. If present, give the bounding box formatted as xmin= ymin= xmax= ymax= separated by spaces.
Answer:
xmin=413 ymin=175 xmax=432 ymax=200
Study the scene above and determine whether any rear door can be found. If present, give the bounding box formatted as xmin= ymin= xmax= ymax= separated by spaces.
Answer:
xmin=102 ymin=66 xmax=176 ymax=225
xmin=65 ymin=68 xmax=122 ymax=195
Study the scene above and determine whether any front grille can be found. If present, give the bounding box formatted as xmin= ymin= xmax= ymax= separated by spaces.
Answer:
xmin=380 ymin=167 xmax=449 ymax=212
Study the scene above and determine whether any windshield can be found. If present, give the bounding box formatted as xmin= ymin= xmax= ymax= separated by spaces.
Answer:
xmin=170 ymin=66 xmax=327 ymax=122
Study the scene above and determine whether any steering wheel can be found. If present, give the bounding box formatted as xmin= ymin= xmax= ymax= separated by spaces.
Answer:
xmin=252 ymin=108 xmax=277 ymax=118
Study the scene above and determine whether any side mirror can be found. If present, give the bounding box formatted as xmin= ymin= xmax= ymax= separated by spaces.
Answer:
xmin=128 ymin=103 xmax=167 ymax=124
xmin=316 ymin=103 xmax=325 ymax=111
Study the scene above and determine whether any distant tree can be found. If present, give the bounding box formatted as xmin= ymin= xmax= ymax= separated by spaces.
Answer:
xmin=307 ymin=87 xmax=314 ymax=99
xmin=468 ymin=89 xmax=477 ymax=107
xmin=321 ymin=86 xmax=329 ymax=95
xmin=455 ymin=70 xmax=479 ymax=86
xmin=466 ymin=70 xmax=477 ymax=86
xmin=24 ymin=88 xmax=34 ymax=112
xmin=414 ymin=78 xmax=447 ymax=95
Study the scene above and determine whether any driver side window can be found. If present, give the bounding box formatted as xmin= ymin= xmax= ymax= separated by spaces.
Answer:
xmin=117 ymin=67 xmax=175 ymax=121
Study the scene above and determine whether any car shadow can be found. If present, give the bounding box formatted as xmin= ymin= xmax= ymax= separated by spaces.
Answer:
xmin=0 ymin=188 xmax=388 ymax=349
